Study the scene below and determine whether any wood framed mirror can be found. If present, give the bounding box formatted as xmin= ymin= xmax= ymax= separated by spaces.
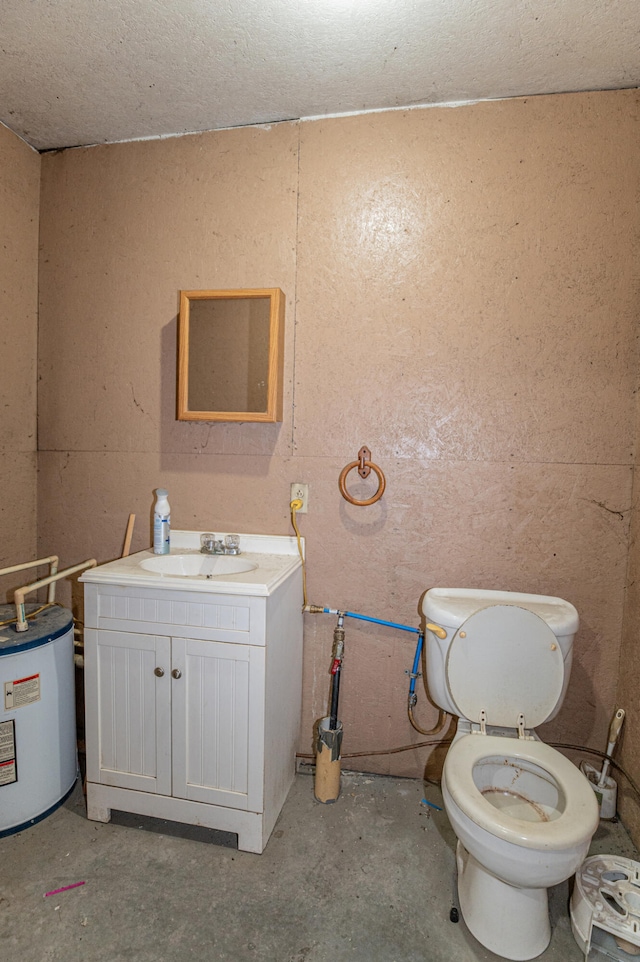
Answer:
xmin=177 ymin=288 xmax=285 ymax=422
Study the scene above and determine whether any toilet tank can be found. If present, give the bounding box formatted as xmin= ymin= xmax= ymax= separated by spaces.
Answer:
xmin=422 ymin=588 xmax=579 ymax=722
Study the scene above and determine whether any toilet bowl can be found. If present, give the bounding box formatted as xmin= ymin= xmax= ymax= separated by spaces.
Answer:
xmin=443 ymin=733 xmax=599 ymax=959
xmin=422 ymin=588 xmax=600 ymax=961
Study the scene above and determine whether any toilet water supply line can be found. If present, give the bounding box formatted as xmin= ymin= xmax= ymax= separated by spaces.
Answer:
xmin=304 ymin=604 xmax=448 ymax=737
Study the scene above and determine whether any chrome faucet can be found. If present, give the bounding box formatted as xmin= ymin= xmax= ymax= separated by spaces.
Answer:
xmin=200 ymin=533 xmax=241 ymax=555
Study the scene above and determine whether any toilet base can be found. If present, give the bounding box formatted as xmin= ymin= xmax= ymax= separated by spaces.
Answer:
xmin=456 ymin=842 xmax=551 ymax=961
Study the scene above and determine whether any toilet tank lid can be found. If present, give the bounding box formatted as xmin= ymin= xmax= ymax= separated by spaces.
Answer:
xmin=422 ymin=588 xmax=578 ymax=635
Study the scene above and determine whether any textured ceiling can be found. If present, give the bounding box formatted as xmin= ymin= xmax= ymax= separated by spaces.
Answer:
xmin=1 ymin=0 xmax=639 ymax=151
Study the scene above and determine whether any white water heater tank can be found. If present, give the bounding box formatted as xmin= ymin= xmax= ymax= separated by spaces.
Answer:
xmin=0 ymin=603 xmax=77 ymax=836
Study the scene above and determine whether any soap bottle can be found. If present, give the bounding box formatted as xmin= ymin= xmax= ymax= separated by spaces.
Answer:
xmin=153 ymin=488 xmax=171 ymax=555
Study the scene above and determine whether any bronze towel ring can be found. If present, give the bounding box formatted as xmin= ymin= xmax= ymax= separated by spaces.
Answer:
xmin=338 ymin=446 xmax=386 ymax=506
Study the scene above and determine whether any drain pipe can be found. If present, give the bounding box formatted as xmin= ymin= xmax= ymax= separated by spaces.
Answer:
xmin=314 ymin=614 xmax=345 ymax=804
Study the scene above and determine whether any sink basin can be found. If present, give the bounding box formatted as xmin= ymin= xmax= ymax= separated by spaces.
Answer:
xmin=81 ymin=531 xmax=303 ymax=597
xmin=139 ymin=554 xmax=258 ymax=577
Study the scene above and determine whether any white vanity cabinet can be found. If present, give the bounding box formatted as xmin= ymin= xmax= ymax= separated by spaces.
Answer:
xmin=81 ymin=533 xmax=303 ymax=853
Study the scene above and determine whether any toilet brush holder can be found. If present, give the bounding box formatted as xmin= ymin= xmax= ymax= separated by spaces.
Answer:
xmin=581 ymin=762 xmax=618 ymax=820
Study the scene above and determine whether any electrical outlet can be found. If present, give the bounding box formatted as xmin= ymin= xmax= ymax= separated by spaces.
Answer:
xmin=290 ymin=482 xmax=309 ymax=513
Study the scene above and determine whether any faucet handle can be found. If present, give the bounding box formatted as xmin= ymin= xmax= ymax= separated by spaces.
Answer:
xmin=225 ymin=534 xmax=240 ymax=554
xmin=200 ymin=533 xmax=216 ymax=553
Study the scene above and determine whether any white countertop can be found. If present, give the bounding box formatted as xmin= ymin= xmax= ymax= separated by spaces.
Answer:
xmin=79 ymin=531 xmax=303 ymax=597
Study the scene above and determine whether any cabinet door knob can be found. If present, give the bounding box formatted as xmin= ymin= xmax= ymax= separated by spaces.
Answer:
xmin=171 ymin=668 xmax=182 ymax=679
xmin=154 ymin=666 xmax=165 ymax=677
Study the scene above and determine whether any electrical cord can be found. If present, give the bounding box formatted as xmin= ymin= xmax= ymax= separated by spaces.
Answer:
xmin=290 ymin=499 xmax=308 ymax=607
xmin=297 ymin=739 xmax=640 ymax=802
xmin=297 ymin=738 xmax=449 ymax=760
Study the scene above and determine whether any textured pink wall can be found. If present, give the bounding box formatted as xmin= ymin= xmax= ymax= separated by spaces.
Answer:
xmin=0 ymin=123 xmax=40 ymax=597
xmin=37 ymin=91 xmax=640 ymax=790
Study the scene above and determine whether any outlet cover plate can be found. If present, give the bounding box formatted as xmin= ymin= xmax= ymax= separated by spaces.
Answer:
xmin=290 ymin=482 xmax=309 ymax=513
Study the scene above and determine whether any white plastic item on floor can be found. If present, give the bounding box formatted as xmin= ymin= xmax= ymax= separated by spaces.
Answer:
xmin=571 ymin=855 xmax=640 ymax=959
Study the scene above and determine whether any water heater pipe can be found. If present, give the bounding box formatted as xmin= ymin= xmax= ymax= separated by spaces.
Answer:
xmin=13 ymin=559 xmax=97 ymax=631
xmin=0 ymin=556 xmax=60 ymax=603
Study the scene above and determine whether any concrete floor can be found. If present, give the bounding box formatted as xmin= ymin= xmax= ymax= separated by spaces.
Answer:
xmin=1 ymin=770 xmax=638 ymax=962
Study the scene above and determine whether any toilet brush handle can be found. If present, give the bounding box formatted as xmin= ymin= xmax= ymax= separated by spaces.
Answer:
xmin=608 ymin=708 xmax=626 ymax=746
xmin=597 ymin=759 xmax=611 ymax=789
xmin=597 ymin=708 xmax=625 ymax=788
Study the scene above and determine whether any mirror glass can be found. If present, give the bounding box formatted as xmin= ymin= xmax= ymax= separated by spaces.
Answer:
xmin=177 ymin=288 xmax=285 ymax=422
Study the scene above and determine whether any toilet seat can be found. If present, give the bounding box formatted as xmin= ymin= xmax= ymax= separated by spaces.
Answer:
xmin=444 ymin=733 xmax=599 ymax=851
xmin=446 ymin=605 xmax=564 ymax=730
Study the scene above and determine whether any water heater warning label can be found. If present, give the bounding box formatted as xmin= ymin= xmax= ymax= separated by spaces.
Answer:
xmin=4 ymin=673 xmax=40 ymax=710
xmin=0 ymin=719 xmax=17 ymax=785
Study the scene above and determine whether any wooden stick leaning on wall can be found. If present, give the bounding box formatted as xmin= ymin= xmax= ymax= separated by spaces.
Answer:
xmin=122 ymin=514 xmax=136 ymax=558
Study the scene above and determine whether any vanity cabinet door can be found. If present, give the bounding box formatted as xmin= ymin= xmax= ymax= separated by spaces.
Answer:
xmin=85 ymin=628 xmax=172 ymax=795
xmin=171 ymin=638 xmax=265 ymax=812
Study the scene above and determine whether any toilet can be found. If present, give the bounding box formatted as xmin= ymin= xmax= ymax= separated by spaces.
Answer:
xmin=422 ymin=588 xmax=599 ymax=961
